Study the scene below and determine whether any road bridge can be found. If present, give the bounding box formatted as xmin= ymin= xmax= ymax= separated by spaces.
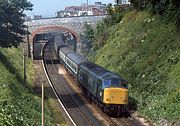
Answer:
xmin=25 ymin=15 xmax=107 ymax=59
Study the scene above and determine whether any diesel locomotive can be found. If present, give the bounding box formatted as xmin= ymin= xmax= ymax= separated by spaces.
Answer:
xmin=54 ymin=35 xmax=129 ymax=115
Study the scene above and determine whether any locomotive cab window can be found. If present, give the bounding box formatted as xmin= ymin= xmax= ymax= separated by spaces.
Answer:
xmin=102 ymin=80 xmax=111 ymax=89
xmin=121 ymin=80 xmax=128 ymax=88
xmin=111 ymin=78 xmax=120 ymax=87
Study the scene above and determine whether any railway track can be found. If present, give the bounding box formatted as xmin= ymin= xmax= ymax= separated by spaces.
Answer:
xmin=43 ymin=44 xmax=101 ymax=126
xmin=42 ymin=43 xmax=149 ymax=126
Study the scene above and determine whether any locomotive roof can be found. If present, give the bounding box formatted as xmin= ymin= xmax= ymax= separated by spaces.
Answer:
xmin=67 ymin=52 xmax=88 ymax=65
xmin=60 ymin=47 xmax=74 ymax=55
xmin=80 ymin=62 xmax=121 ymax=80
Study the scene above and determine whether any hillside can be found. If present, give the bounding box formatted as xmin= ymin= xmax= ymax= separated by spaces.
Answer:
xmin=94 ymin=11 xmax=180 ymax=124
xmin=0 ymin=47 xmax=54 ymax=125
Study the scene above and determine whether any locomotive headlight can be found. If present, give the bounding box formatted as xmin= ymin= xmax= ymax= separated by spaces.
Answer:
xmin=106 ymin=98 xmax=111 ymax=102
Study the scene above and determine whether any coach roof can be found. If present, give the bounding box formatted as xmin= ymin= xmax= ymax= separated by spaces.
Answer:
xmin=60 ymin=47 xmax=74 ymax=55
xmin=66 ymin=52 xmax=88 ymax=65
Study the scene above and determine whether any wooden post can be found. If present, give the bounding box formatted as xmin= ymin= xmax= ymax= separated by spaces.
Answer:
xmin=27 ymin=25 xmax=30 ymax=58
xmin=23 ymin=44 xmax=26 ymax=85
xmin=42 ymin=83 xmax=44 ymax=126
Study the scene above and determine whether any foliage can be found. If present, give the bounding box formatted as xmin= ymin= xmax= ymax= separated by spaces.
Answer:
xmin=0 ymin=47 xmax=54 ymax=125
xmin=93 ymin=11 xmax=180 ymax=123
xmin=0 ymin=0 xmax=33 ymax=47
xmin=81 ymin=4 xmax=132 ymax=56
xmin=106 ymin=3 xmax=130 ymax=26
xmin=80 ymin=23 xmax=95 ymax=52
xmin=129 ymin=0 xmax=180 ymax=27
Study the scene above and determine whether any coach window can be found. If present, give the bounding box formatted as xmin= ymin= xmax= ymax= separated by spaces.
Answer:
xmin=67 ymin=58 xmax=71 ymax=66
xmin=74 ymin=66 xmax=77 ymax=73
xmin=71 ymin=63 xmax=77 ymax=73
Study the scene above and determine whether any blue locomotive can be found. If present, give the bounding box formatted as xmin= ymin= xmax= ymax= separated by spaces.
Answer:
xmin=54 ymin=35 xmax=128 ymax=115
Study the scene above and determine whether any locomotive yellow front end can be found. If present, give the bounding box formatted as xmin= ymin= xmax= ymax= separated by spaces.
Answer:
xmin=103 ymin=87 xmax=128 ymax=105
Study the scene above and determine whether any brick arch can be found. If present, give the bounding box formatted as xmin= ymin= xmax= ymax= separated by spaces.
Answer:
xmin=31 ymin=26 xmax=80 ymax=42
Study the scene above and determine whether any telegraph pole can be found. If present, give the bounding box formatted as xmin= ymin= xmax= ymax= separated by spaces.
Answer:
xmin=23 ymin=42 xmax=26 ymax=85
xmin=26 ymin=24 xmax=30 ymax=58
xmin=87 ymin=0 xmax=88 ymax=16
xmin=42 ymin=83 xmax=44 ymax=126
xmin=114 ymin=0 xmax=122 ymax=4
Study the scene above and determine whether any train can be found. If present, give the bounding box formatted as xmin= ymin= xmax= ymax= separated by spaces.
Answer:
xmin=53 ymin=35 xmax=129 ymax=115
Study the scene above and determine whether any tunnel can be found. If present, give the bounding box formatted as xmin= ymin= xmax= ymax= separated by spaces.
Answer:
xmin=31 ymin=26 xmax=80 ymax=60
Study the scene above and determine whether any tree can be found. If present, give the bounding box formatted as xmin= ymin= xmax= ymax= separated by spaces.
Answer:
xmin=0 ymin=0 xmax=33 ymax=47
xmin=107 ymin=3 xmax=113 ymax=15
xmin=80 ymin=23 xmax=95 ymax=52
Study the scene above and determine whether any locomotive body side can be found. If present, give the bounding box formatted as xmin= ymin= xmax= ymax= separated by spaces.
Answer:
xmin=77 ymin=62 xmax=128 ymax=114
xmin=59 ymin=47 xmax=88 ymax=79
xmin=65 ymin=52 xmax=88 ymax=79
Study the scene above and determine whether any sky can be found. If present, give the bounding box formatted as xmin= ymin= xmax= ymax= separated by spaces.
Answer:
xmin=25 ymin=0 xmax=115 ymax=17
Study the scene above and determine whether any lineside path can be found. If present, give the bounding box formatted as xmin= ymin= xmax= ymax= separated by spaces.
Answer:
xmin=33 ymin=60 xmax=73 ymax=126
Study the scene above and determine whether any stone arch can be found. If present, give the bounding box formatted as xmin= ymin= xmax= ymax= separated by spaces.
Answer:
xmin=31 ymin=25 xmax=80 ymax=43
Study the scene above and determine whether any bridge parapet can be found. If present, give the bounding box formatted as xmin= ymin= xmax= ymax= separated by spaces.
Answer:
xmin=26 ymin=15 xmax=107 ymax=34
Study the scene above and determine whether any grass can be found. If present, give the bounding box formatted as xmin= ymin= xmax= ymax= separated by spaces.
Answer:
xmin=93 ymin=10 xmax=180 ymax=124
xmin=45 ymin=97 xmax=67 ymax=126
xmin=0 ymin=47 xmax=54 ymax=126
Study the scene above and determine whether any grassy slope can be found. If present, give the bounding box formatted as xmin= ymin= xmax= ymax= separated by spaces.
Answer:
xmin=0 ymin=47 xmax=54 ymax=126
xmin=95 ymin=11 xmax=180 ymax=123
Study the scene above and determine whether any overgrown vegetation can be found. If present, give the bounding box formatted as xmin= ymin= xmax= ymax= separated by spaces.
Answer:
xmin=81 ymin=4 xmax=130 ymax=58
xmin=94 ymin=11 xmax=180 ymax=123
xmin=81 ymin=2 xmax=180 ymax=125
xmin=129 ymin=0 xmax=180 ymax=27
xmin=0 ymin=47 xmax=54 ymax=125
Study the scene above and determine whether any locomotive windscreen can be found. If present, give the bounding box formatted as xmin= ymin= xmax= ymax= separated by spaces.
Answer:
xmin=102 ymin=78 xmax=128 ymax=88
xmin=102 ymin=80 xmax=111 ymax=88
